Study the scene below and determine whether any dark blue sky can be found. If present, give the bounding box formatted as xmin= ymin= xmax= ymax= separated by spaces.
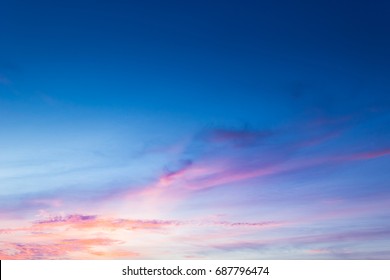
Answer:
xmin=1 ymin=0 xmax=389 ymax=122
xmin=0 ymin=1 xmax=389 ymax=259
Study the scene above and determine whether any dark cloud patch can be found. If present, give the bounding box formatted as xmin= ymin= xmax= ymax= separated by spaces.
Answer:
xmin=203 ymin=127 xmax=273 ymax=148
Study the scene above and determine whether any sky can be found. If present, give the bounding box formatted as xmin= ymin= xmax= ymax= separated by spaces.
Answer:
xmin=0 ymin=0 xmax=389 ymax=259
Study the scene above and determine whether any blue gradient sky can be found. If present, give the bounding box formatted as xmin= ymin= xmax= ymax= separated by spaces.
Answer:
xmin=0 ymin=0 xmax=389 ymax=259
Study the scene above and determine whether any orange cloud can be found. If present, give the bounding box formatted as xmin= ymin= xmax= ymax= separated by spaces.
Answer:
xmin=1 ymin=214 xmax=284 ymax=238
xmin=0 ymin=238 xmax=127 ymax=260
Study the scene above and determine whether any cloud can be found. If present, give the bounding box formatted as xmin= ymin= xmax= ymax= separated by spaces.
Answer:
xmin=1 ymin=214 xmax=283 ymax=234
xmin=0 ymin=238 xmax=132 ymax=260
xmin=337 ymin=148 xmax=390 ymax=161
xmin=306 ymin=248 xmax=330 ymax=254
xmin=1 ymin=120 xmax=388 ymax=224
xmin=212 ymin=228 xmax=390 ymax=259
xmin=33 ymin=215 xmax=182 ymax=231
xmin=0 ymin=213 xmax=286 ymax=259
xmin=200 ymin=127 xmax=273 ymax=147
xmin=63 ymin=215 xmax=282 ymax=230
xmin=1 ymin=117 xmax=388 ymax=259
xmin=293 ymin=228 xmax=390 ymax=245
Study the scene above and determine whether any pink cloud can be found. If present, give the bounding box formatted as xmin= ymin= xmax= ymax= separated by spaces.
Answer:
xmin=0 ymin=213 xmax=286 ymax=259
xmin=339 ymin=148 xmax=390 ymax=161
xmin=33 ymin=215 xmax=283 ymax=231
xmin=0 ymin=238 xmax=126 ymax=260
xmin=1 ymin=214 xmax=284 ymax=236
xmin=306 ymin=248 xmax=330 ymax=254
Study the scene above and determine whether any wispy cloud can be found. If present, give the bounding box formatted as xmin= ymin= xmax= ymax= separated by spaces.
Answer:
xmin=1 ymin=214 xmax=284 ymax=234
